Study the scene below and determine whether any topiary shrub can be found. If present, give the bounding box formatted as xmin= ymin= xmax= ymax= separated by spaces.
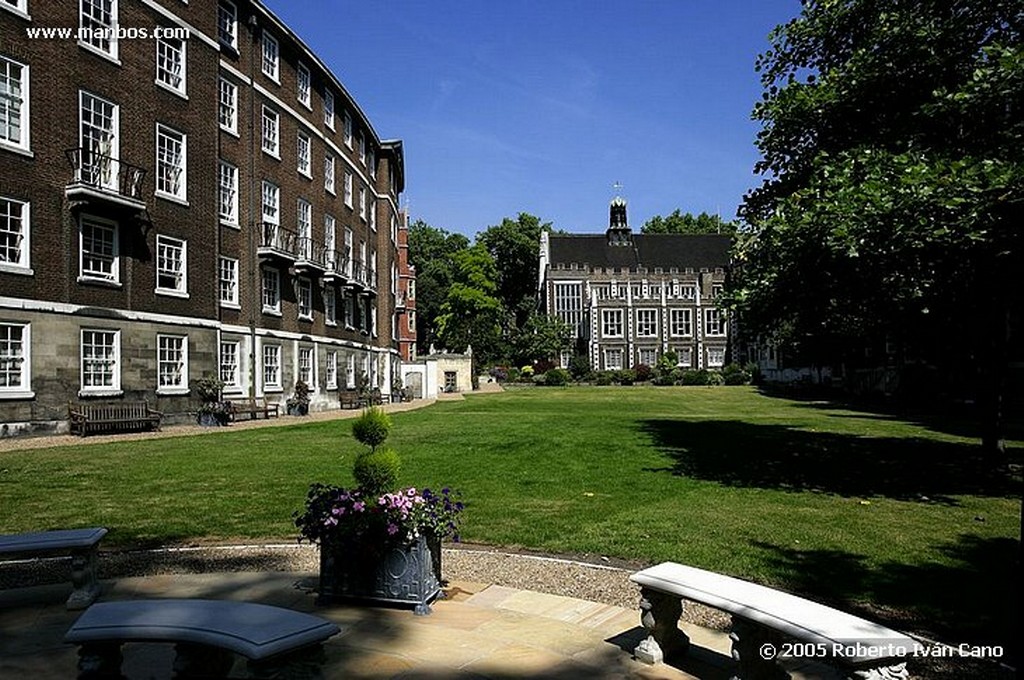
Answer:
xmin=543 ymin=368 xmax=570 ymax=386
xmin=353 ymin=447 xmax=401 ymax=496
xmin=352 ymin=406 xmax=392 ymax=450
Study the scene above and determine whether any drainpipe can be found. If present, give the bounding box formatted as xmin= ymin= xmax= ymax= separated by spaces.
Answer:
xmin=246 ymin=12 xmax=258 ymax=399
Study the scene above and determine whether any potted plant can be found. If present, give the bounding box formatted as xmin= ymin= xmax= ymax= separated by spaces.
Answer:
xmin=286 ymin=380 xmax=310 ymax=416
xmin=294 ymin=407 xmax=463 ymax=614
xmin=194 ymin=376 xmax=229 ymax=426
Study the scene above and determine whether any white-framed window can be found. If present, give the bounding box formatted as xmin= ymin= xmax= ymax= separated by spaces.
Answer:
xmin=217 ymin=1 xmax=237 ymax=49
xmin=369 ymin=149 xmax=376 ymax=178
xmin=80 ymin=328 xmax=120 ymax=394
xmin=297 ymin=346 xmax=313 ymax=385
xmin=638 ymin=347 xmax=658 ymax=367
xmin=297 ymin=277 xmax=312 ymax=320
xmin=220 ymin=340 xmax=240 ymax=390
xmin=297 ymin=62 xmax=311 ymax=108
xmin=711 ymin=284 xmax=724 ymax=299
xmin=324 ymin=155 xmax=335 ymax=194
xmin=344 ymin=228 xmax=354 ymax=277
xmin=79 ymin=214 xmax=118 ymax=283
xmin=358 ymin=132 xmax=365 ymax=165
xmin=218 ymin=160 xmax=238 ymax=225
xmin=218 ymin=77 xmax=237 ymax=134
xmin=218 ymin=256 xmax=238 ymax=306
xmin=155 ymin=234 xmax=187 ymax=296
xmin=343 ymin=172 xmax=353 ymax=208
xmin=323 ymin=90 xmax=334 ymax=129
xmin=0 ymin=322 xmax=31 ymax=398
xmin=157 ymin=334 xmax=188 ymax=393
xmin=297 ymin=131 xmax=311 ymax=177
xmin=261 ymin=31 xmax=278 ymax=82
xmin=297 ymin=198 xmax=312 ymax=259
xmin=1 ymin=0 xmax=30 ymax=19
xmin=261 ymin=267 xmax=280 ymax=314
xmin=552 ymin=283 xmax=582 ymax=337
xmin=80 ymin=0 xmax=118 ymax=61
xmin=262 ymin=343 xmax=281 ymax=390
xmin=324 ymin=287 xmax=337 ymax=325
xmin=155 ymin=35 xmax=186 ymax=96
xmin=408 ymin=279 xmax=416 ymax=300
xmin=678 ymin=284 xmax=696 ymax=300
xmin=636 ymin=309 xmax=658 ymax=338
xmin=670 ymin=308 xmax=692 ymax=337
xmin=359 ymin=188 xmax=367 ymax=221
xmin=155 ymin=124 xmax=186 ymax=202
xmin=704 ymin=308 xmax=726 ymax=336
xmin=343 ymin=110 xmax=353 ymax=147
xmin=707 ymin=347 xmax=726 ymax=368
xmin=604 ymin=347 xmax=623 ymax=370
xmin=324 ymin=213 xmax=336 ymax=266
xmin=676 ymin=347 xmax=693 ymax=367
xmin=0 ymin=196 xmax=30 ymax=273
xmin=79 ymin=91 xmax=118 ymax=190
xmin=408 ymin=310 xmax=416 ymax=332
xmin=601 ymin=309 xmax=623 ymax=338
xmin=325 ymin=350 xmax=337 ymax=389
xmin=261 ymin=106 xmax=279 ymax=156
xmin=345 ymin=353 xmax=356 ymax=388
xmin=0 ymin=56 xmax=29 ymax=153
xmin=261 ymin=180 xmax=279 ymax=225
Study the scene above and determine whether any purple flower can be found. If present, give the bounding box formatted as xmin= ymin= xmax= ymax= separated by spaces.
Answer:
xmin=387 ymin=523 xmax=399 ymax=535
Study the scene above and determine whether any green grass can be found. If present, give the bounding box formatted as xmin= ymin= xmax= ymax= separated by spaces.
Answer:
xmin=1 ymin=386 xmax=1020 ymax=650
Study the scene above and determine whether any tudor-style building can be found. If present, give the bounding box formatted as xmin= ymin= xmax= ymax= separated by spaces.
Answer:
xmin=0 ymin=0 xmax=406 ymax=435
xmin=538 ymin=196 xmax=733 ymax=372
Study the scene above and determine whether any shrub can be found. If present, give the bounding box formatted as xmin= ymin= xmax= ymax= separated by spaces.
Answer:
xmin=595 ymin=372 xmax=613 ymax=386
xmin=194 ymin=376 xmax=224 ymax=404
xmin=706 ymin=370 xmax=725 ymax=386
xmin=615 ymin=369 xmax=636 ymax=386
xmin=506 ymin=367 xmax=521 ymax=382
xmin=652 ymin=374 xmax=675 ymax=386
xmin=568 ymin=354 xmax=591 ymax=381
xmin=721 ymin=363 xmax=753 ymax=385
xmin=543 ymin=368 xmax=570 ymax=386
xmin=632 ymin=363 xmax=653 ymax=382
xmin=490 ymin=366 xmax=509 ymax=382
xmin=680 ymin=369 xmax=709 ymax=386
xmin=352 ymin=447 xmax=401 ymax=496
xmin=655 ymin=351 xmax=678 ymax=377
xmin=534 ymin=359 xmax=556 ymax=375
xmin=352 ymin=406 xmax=391 ymax=450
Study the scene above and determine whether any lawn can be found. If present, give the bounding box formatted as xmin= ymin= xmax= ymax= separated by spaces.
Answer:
xmin=1 ymin=386 xmax=1020 ymax=652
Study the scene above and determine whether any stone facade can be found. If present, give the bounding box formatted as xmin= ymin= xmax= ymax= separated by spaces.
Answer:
xmin=538 ymin=198 xmax=733 ymax=372
xmin=0 ymin=1 xmax=405 ymax=434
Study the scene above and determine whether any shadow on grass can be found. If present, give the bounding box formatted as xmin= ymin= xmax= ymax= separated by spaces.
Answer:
xmin=639 ymin=418 xmax=1020 ymax=500
xmin=748 ymin=533 xmax=1020 ymax=669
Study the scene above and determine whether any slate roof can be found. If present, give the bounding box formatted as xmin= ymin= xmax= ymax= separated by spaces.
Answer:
xmin=549 ymin=234 xmax=731 ymax=270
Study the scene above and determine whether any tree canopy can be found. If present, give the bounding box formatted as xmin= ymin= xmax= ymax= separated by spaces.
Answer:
xmin=728 ymin=0 xmax=1022 ymax=455
xmin=641 ymin=210 xmax=736 ymax=235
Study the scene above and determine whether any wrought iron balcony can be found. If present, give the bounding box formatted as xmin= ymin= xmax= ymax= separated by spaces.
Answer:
xmin=294 ymin=236 xmax=329 ymax=275
xmin=322 ymin=248 xmax=352 ymax=284
xmin=257 ymin=223 xmax=298 ymax=262
xmin=65 ymin=147 xmax=147 ymax=210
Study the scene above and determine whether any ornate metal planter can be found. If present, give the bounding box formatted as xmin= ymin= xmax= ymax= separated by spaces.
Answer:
xmin=318 ymin=533 xmax=441 ymax=615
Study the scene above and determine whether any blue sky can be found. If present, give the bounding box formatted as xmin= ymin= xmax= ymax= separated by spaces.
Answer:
xmin=263 ymin=1 xmax=801 ymax=237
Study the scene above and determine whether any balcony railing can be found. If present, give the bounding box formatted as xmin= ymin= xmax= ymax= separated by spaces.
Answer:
xmin=258 ymin=222 xmax=298 ymax=262
xmin=322 ymin=248 xmax=353 ymax=283
xmin=65 ymin=147 xmax=147 ymax=209
xmin=294 ymin=236 xmax=329 ymax=273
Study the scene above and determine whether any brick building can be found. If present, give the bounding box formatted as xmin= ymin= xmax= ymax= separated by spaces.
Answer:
xmin=538 ymin=196 xmax=733 ymax=372
xmin=395 ymin=211 xmax=417 ymax=362
xmin=0 ymin=0 xmax=407 ymax=434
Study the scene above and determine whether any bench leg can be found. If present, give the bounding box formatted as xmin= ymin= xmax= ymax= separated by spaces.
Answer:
xmin=67 ymin=546 xmax=102 ymax=610
xmin=634 ymin=587 xmax=690 ymax=664
xmin=173 ymin=642 xmax=235 ymax=678
xmin=847 ymin=663 xmax=909 ymax=680
xmin=76 ymin=642 xmax=123 ymax=679
xmin=729 ymin=617 xmax=790 ymax=680
xmin=248 ymin=643 xmax=328 ymax=679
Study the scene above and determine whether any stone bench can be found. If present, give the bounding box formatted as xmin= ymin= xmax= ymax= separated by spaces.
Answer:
xmin=631 ymin=562 xmax=915 ymax=679
xmin=65 ymin=599 xmax=341 ymax=678
xmin=0 ymin=527 xmax=107 ymax=609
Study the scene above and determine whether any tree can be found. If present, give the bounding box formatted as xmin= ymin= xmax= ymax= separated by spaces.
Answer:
xmin=641 ymin=210 xmax=736 ymax=235
xmin=407 ymin=220 xmax=470 ymax=350
xmin=729 ymin=0 xmax=1022 ymax=458
xmin=511 ymin=313 xmax=573 ymax=367
xmin=434 ymin=245 xmax=504 ymax=364
xmin=477 ymin=213 xmax=554 ymax=334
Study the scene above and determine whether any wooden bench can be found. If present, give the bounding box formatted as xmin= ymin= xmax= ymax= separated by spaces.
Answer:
xmin=65 ymin=599 xmax=341 ymax=678
xmin=0 ymin=527 xmax=107 ymax=609
xmin=68 ymin=401 xmax=162 ymax=437
xmin=631 ymin=562 xmax=915 ymax=679
xmin=339 ymin=389 xmax=362 ymax=409
xmin=226 ymin=397 xmax=279 ymax=421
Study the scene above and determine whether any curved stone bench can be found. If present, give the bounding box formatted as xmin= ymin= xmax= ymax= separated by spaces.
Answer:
xmin=631 ymin=562 xmax=916 ymax=679
xmin=65 ymin=599 xmax=341 ymax=678
xmin=0 ymin=527 xmax=107 ymax=609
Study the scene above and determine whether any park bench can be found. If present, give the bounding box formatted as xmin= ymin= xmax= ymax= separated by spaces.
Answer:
xmin=226 ymin=397 xmax=279 ymax=421
xmin=0 ymin=527 xmax=107 ymax=609
xmin=65 ymin=599 xmax=341 ymax=678
xmin=339 ymin=389 xmax=362 ymax=409
xmin=68 ymin=401 xmax=162 ymax=436
xmin=631 ymin=562 xmax=915 ymax=679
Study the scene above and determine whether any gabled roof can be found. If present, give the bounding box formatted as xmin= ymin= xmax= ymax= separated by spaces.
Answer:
xmin=549 ymin=234 xmax=731 ymax=270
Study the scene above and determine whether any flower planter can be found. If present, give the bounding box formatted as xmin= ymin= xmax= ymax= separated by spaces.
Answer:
xmin=196 ymin=411 xmax=222 ymax=426
xmin=287 ymin=404 xmax=309 ymax=416
xmin=318 ymin=533 xmax=441 ymax=615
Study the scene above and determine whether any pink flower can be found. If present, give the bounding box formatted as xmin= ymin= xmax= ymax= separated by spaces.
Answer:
xmin=353 ymin=501 xmax=365 ymax=512
xmin=387 ymin=523 xmax=399 ymax=535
